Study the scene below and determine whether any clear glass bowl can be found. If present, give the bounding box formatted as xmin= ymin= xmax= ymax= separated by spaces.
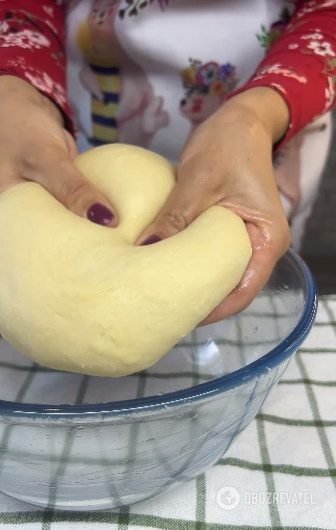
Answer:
xmin=0 ymin=250 xmax=317 ymax=511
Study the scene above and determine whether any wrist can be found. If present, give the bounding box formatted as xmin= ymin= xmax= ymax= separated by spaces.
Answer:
xmin=226 ymin=87 xmax=290 ymax=144
xmin=0 ymin=75 xmax=64 ymax=127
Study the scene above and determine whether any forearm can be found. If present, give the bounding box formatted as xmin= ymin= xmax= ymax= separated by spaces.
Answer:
xmin=225 ymin=87 xmax=289 ymax=144
xmin=0 ymin=75 xmax=64 ymax=127
xmin=227 ymin=0 xmax=336 ymax=147
xmin=0 ymin=1 xmax=73 ymax=132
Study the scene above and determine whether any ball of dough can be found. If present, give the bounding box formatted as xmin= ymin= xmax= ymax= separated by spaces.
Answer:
xmin=0 ymin=144 xmax=251 ymax=376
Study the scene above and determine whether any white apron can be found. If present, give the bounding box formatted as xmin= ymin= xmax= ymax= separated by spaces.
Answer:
xmin=65 ymin=0 xmax=332 ymax=251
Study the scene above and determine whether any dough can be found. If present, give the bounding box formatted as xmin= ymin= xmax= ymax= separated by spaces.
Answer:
xmin=0 ymin=144 xmax=251 ymax=376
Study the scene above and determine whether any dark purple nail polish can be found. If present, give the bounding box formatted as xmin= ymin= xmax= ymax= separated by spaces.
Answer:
xmin=87 ymin=203 xmax=114 ymax=226
xmin=142 ymin=235 xmax=162 ymax=246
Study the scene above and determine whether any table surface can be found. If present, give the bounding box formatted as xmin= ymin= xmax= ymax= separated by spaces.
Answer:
xmin=0 ymin=296 xmax=335 ymax=530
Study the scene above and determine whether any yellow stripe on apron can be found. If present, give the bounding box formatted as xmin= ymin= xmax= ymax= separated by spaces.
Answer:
xmin=87 ymin=57 xmax=120 ymax=146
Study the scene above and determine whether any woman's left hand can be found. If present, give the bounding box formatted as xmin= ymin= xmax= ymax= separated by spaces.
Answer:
xmin=137 ymin=87 xmax=291 ymax=324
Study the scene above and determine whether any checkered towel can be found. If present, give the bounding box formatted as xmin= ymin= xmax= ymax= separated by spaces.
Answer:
xmin=0 ymin=297 xmax=335 ymax=529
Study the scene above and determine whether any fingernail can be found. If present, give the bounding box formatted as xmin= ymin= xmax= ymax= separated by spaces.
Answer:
xmin=87 ymin=203 xmax=114 ymax=226
xmin=142 ymin=235 xmax=162 ymax=246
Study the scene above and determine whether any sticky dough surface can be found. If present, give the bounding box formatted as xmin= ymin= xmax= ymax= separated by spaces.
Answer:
xmin=0 ymin=145 xmax=251 ymax=376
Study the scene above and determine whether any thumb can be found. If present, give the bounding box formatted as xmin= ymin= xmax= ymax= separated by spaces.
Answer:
xmin=136 ymin=176 xmax=208 ymax=246
xmin=34 ymin=154 xmax=118 ymax=227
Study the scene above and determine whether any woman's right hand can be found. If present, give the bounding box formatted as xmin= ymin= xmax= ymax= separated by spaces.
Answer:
xmin=0 ymin=76 xmax=117 ymax=226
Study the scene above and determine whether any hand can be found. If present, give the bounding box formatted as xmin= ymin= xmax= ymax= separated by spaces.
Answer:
xmin=137 ymin=88 xmax=291 ymax=323
xmin=0 ymin=76 xmax=116 ymax=226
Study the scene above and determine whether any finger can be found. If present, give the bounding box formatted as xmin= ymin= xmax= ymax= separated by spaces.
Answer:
xmin=22 ymin=151 xmax=118 ymax=227
xmin=199 ymin=256 xmax=272 ymax=326
xmin=198 ymin=222 xmax=290 ymax=325
xmin=0 ymin=159 xmax=25 ymax=194
xmin=136 ymin=162 xmax=215 ymax=245
xmin=64 ymin=130 xmax=79 ymax=160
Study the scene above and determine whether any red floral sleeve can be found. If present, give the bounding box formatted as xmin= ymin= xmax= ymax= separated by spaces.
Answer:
xmin=0 ymin=1 xmax=73 ymax=132
xmin=1 ymin=1 xmax=336 ymax=145
xmin=228 ymin=0 xmax=336 ymax=147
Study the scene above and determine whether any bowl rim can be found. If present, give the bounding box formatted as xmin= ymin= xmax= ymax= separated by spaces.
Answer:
xmin=0 ymin=249 xmax=317 ymax=419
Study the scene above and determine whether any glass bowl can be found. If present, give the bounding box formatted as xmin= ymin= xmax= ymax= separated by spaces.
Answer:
xmin=0 ymin=250 xmax=317 ymax=511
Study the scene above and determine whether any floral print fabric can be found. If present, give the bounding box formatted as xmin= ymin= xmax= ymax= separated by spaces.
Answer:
xmin=0 ymin=1 xmax=72 ymax=130
xmin=227 ymin=0 xmax=336 ymax=148
xmin=0 ymin=0 xmax=335 ymax=147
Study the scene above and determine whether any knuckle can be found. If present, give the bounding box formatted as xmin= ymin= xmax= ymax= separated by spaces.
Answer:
xmin=161 ymin=209 xmax=189 ymax=234
xmin=284 ymin=231 xmax=291 ymax=251
xmin=58 ymin=176 xmax=88 ymax=207
xmin=280 ymin=220 xmax=291 ymax=253
xmin=20 ymin=147 xmax=63 ymax=181
xmin=19 ymin=149 xmax=41 ymax=176
xmin=239 ymin=297 xmax=253 ymax=314
xmin=271 ymin=211 xmax=291 ymax=257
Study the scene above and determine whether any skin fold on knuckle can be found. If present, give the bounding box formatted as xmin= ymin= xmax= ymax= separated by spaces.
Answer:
xmin=274 ymin=217 xmax=291 ymax=257
xmin=18 ymin=149 xmax=42 ymax=179
xmin=57 ymin=176 xmax=89 ymax=210
xmin=160 ymin=209 xmax=189 ymax=235
xmin=0 ymin=172 xmax=23 ymax=194
xmin=282 ymin=229 xmax=291 ymax=254
xmin=19 ymin=143 xmax=65 ymax=182
xmin=236 ymin=295 xmax=255 ymax=315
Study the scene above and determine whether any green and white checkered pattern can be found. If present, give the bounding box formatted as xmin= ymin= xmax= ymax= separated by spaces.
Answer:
xmin=0 ymin=296 xmax=335 ymax=529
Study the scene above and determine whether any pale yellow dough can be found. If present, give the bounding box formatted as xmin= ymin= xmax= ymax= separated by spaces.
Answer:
xmin=0 ymin=144 xmax=251 ymax=376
